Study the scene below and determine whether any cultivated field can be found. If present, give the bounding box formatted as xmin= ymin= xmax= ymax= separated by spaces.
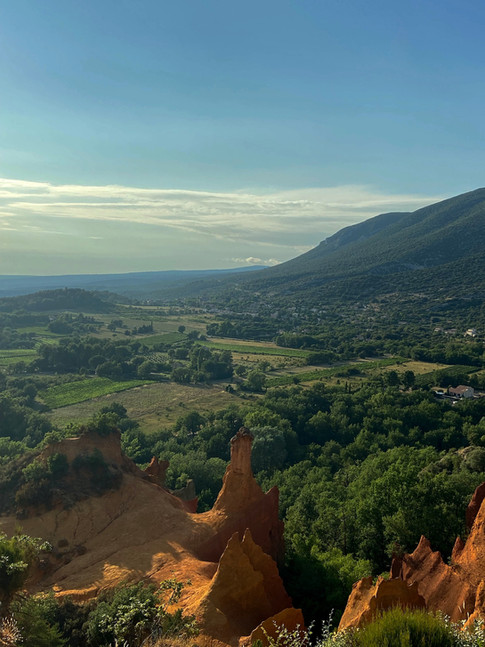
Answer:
xmin=48 ymin=381 xmax=241 ymax=433
xmin=0 ymin=349 xmax=38 ymax=367
xmin=201 ymin=339 xmax=309 ymax=357
xmin=39 ymin=377 xmax=153 ymax=409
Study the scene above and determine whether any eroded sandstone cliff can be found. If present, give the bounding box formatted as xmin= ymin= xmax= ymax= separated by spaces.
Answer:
xmin=339 ymin=481 xmax=485 ymax=631
xmin=0 ymin=426 xmax=296 ymax=646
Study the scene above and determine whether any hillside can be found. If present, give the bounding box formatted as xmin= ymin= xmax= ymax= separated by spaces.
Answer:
xmin=166 ymin=188 xmax=485 ymax=305
xmin=0 ymin=266 xmax=266 ymax=299
xmin=0 ymin=288 xmax=118 ymax=313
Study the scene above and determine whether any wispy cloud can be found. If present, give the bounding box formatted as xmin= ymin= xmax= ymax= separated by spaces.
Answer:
xmin=0 ymin=177 xmax=443 ymax=273
xmin=233 ymin=257 xmax=281 ymax=266
xmin=0 ymin=177 xmax=442 ymax=237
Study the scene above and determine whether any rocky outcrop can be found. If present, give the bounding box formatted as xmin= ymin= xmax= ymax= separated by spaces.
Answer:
xmin=340 ymin=481 xmax=485 ymax=630
xmin=246 ymin=608 xmax=306 ymax=647
xmin=339 ymin=576 xmax=425 ymax=630
xmin=41 ymin=429 xmax=134 ymax=472
xmin=144 ymin=456 xmax=169 ymax=486
xmin=0 ymin=426 xmax=290 ymax=646
xmin=466 ymin=481 xmax=485 ymax=529
xmin=196 ymin=428 xmax=284 ymax=563
xmin=194 ymin=530 xmax=294 ymax=644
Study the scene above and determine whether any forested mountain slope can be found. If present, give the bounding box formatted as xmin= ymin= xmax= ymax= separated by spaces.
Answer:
xmin=170 ymin=188 xmax=485 ymax=304
xmin=243 ymin=188 xmax=485 ymax=297
xmin=0 ymin=288 xmax=117 ymax=313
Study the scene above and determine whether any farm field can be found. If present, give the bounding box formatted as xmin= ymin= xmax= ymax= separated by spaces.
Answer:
xmin=231 ymin=352 xmax=304 ymax=370
xmin=9 ymin=308 xmax=215 ymax=344
xmin=414 ymin=363 xmax=479 ymax=386
xmin=48 ymin=380 xmax=241 ymax=433
xmin=266 ymin=357 xmax=409 ymax=387
xmin=0 ymin=348 xmax=38 ymax=367
xmin=39 ymin=377 xmax=153 ymax=409
xmin=141 ymin=332 xmax=186 ymax=347
xmin=201 ymin=339 xmax=310 ymax=358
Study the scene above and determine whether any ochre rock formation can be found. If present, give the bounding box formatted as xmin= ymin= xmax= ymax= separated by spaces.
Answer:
xmin=245 ymin=607 xmax=306 ymax=647
xmin=196 ymin=427 xmax=284 ymax=563
xmin=192 ymin=530 xmax=294 ymax=644
xmin=144 ymin=456 xmax=169 ymax=486
xmin=0 ymin=427 xmax=292 ymax=646
xmin=339 ymin=481 xmax=485 ymax=630
xmin=466 ymin=481 xmax=485 ymax=529
xmin=339 ymin=576 xmax=425 ymax=630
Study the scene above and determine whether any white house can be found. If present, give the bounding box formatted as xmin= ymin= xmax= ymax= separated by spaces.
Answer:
xmin=449 ymin=385 xmax=474 ymax=399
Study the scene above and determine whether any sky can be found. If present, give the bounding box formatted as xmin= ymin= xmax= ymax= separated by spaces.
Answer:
xmin=0 ymin=0 xmax=484 ymax=275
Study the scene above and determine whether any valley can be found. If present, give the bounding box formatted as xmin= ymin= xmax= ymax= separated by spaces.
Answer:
xmin=1 ymin=190 xmax=485 ymax=646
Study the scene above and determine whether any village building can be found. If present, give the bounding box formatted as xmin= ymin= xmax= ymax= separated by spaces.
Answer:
xmin=449 ymin=385 xmax=475 ymax=399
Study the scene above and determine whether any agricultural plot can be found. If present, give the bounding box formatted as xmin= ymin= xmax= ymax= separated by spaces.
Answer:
xmin=40 ymin=377 xmax=153 ymax=409
xmin=415 ymin=364 xmax=479 ymax=387
xmin=48 ymin=381 xmax=240 ymax=433
xmin=0 ymin=349 xmax=38 ymax=367
xmin=141 ymin=332 xmax=186 ymax=347
xmin=379 ymin=360 xmax=452 ymax=375
xmin=266 ymin=358 xmax=404 ymax=387
xmin=201 ymin=339 xmax=310 ymax=358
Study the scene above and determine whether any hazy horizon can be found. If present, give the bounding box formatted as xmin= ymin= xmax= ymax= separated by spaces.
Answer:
xmin=1 ymin=1 xmax=483 ymax=274
xmin=0 ymin=177 xmax=444 ymax=275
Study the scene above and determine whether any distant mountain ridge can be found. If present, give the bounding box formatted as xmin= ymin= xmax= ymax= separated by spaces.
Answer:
xmin=0 ymin=288 xmax=117 ymax=313
xmin=207 ymin=188 xmax=485 ymax=303
xmin=0 ymin=266 xmax=266 ymax=299
xmin=2 ymin=189 xmax=484 ymax=306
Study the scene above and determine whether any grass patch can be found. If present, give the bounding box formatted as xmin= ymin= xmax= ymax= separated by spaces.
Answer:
xmin=141 ymin=332 xmax=186 ymax=347
xmin=0 ymin=349 xmax=38 ymax=367
xmin=200 ymin=340 xmax=310 ymax=358
xmin=351 ymin=608 xmax=456 ymax=647
xmin=40 ymin=377 xmax=153 ymax=409
xmin=48 ymin=381 xmax=240 ymax=433
xmin=17 ymin=326 xmax=59 ymax=336
xmin=266 ymin=358 xmax=402 ymax=387
xmin=384 ymin=360 xmax=452 ymax=375
xmin=415 ymin=364 xmax=479 ymax=387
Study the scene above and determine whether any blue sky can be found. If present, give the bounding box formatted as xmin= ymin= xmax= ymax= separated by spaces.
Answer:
xmin=0 ymin=0 xmax=483 ymax=274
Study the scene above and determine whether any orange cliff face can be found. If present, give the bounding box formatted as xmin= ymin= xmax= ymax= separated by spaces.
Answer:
xmin=0 ymin=426 xmax=296 ymax=646
xmin=190 ymin=529 xmax=301 ymax=646
xmin=196 ymin=427 xmax=284 ymax=563
xmin=339 ymin=481 xmax=485 ymax=631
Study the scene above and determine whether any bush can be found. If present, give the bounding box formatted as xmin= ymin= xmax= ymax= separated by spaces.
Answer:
xmin=254 ymin=610 xmax=485 ymax=647
xmin=352 ymin=608 xmax=456 ymax=647
xmin=0 ymin=532 xmax=50 ymax=611
xmin=84 ymin=579 xmax=198 ymax=647
xmin=12 ymin=594 xmax=66 ymax=647
xmin=72 ymin=449 xmax=121 ymax=494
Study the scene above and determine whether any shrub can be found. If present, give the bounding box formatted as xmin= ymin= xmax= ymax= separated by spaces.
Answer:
xmin=84 ymin=579 xmax=198 ymax=647
xmin=254 ymin=610 xmax=485 ymax=647
xmin=352 ymin=608 xmax=455 ymax=647
xmin=12 ymin=594 xmax=66 ymax=647
xmin=22 ymin=458 xmax=49 ymax=482
xmin=47 ymin=453 xmax=69 ymax=479
xmin=0 ymin=532 xmax=50 ymax=612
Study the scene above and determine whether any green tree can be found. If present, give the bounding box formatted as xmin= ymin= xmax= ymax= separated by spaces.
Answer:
xmin=12 ymin=594 xmax=66 ymax=647
xmin=402 ymin=370 xmax=416 ymax=389
xmin=246 ymin=370 xmax=266 ymax=392
xmin=84 ymin=579 xmax=197 ymax=647
xmin=0 ymin=532 xmax=50 ymax=614
xmin=137 ymin=360 xmax=155 ymax=379
xmin=251 ymin=426 xmax=288 ymax=473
